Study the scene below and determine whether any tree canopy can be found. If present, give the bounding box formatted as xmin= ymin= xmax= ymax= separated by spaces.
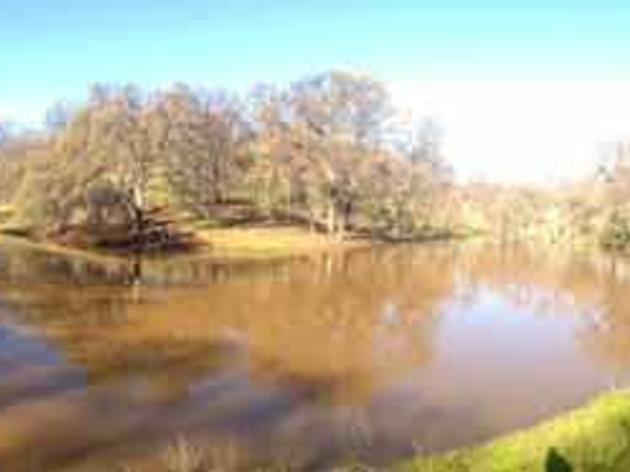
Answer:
xmin=0 ymin=71 xmax=453 ymax=249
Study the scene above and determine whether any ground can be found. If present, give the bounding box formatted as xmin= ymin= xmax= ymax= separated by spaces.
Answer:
xmin=191 ymin=224 xmax=363 ymax=257
xmin=0 ymin=205 xmax=365 ymax=261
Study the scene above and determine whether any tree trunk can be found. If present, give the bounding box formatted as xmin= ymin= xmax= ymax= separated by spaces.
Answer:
xmin=336 ymin=209 xmax=345 ymax=240
xmin=327 ymin=201 xmax=336 ymax=236
xmin=128 ymin=187 xmax=145 ymax=253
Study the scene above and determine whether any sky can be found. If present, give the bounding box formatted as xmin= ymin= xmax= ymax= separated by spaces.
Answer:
xmin=3 ymin=1 xmax=630 ymax=182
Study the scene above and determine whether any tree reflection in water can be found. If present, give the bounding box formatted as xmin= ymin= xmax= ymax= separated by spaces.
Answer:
xmin=2 ymin=241 xmax=630 ymax=469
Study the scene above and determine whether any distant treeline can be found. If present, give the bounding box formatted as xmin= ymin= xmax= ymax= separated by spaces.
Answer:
xmin=455 ymin=146 xmax=630 ymax=250
xmin=1 ymin=71 xmax=630 ymax=250
xmin=0 ymin=71 xmax=456 ymax=245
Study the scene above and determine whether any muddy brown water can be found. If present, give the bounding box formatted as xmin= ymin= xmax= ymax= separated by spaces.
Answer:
xmin=1 ymin=239 xmax=630 ymax=470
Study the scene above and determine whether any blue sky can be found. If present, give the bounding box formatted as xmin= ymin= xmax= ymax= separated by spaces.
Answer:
xmin=3 ymin=0 xmax=630 ymax=119
xmin=3 ymin=1 xmax=630 ymax=180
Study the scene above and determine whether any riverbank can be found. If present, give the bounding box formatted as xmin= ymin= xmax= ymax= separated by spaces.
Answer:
xmin=399 ymin=390 xmax=630 ymax=472
xmin=0 ymin=204 xmax=417 ymax=260
xmin=0 ymin=222 xmax=369 ymax=262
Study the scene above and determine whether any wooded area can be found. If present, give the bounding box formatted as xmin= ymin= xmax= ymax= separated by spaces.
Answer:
xmin=1 ymin=70 xmax=630 ymax=253
xmin=0 ymin=71 xmax=454 ymax=251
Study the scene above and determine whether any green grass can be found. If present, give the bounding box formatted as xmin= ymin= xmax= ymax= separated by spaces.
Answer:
xmin=399 ymin=390 xmax=630 ymax=472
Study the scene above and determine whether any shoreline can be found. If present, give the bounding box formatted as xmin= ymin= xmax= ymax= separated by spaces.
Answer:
xmin=399 ymin=389 xmax=630 ymax=471
xmin=0 ymin=226 xmax=374 ymax=264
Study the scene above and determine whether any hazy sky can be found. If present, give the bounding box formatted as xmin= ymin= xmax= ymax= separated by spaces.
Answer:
xmin=3 ymin=1 xmax=630 ymax=181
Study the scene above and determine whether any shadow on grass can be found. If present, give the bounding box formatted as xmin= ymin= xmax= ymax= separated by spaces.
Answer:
xmin=545 ymin=448 xmax=572 ymax=472
xmin=545 ymin=420 xmax=630 ymax=472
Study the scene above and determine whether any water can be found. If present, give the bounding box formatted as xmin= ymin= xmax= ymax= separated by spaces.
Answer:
xmin=1 ymin=239 xmax=630 ymax=470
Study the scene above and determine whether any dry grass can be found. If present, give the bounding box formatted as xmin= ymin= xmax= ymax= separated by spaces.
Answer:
xmin=0 ymin=204 xmax=14 ymax=227
xmin=0 ymin=233 xmax=128 ymax=265
xmin=192 ymin=225 xmax=366 ymax=258
xmin=161 ymin=437 xmax=207 ymax=472
xmin=1 ymin=205 xmax=368 ymax=261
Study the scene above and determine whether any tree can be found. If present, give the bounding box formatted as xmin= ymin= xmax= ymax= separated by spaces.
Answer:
xmin=12 ymin=84 xmax=168 ymax=244
xmin=5 ymin=71 xmax=457 ymax=248
xmin=162 ymin=85 xmax=249 ymax=216
xmin=284 ymin=71 xmax=394 ymax=236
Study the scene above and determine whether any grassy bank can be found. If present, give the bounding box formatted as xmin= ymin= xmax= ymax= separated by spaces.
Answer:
xmin=0 ymin=200 xmax=461 ymax=259
xmin=0 ymin=222 xmax=366 ymax=262
xmin=1 ymin=198 xmax=373 ymax=259
xmin=400 ymin=390 xmax=630 ymax=472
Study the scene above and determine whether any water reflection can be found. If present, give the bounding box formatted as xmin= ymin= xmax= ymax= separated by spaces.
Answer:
xmin=1 ymin=240 xmax=630 ymax=469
